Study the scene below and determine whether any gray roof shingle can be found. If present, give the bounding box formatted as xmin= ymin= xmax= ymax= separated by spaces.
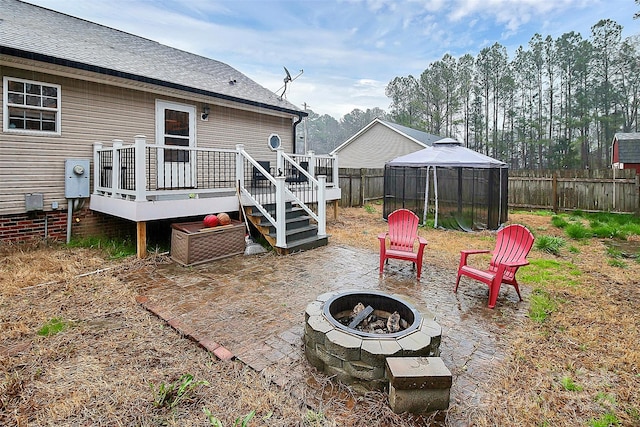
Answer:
xmin=380 ymin=120 xmax=442 ymax=146
xmin=1 ymin=0 xmax=303 ymax=115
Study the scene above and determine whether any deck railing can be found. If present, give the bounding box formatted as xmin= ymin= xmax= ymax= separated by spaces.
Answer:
xmin=93 ymin=136 xmax=336 ymax=248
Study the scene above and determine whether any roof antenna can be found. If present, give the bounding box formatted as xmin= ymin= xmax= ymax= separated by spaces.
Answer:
xmin=278 ymin=66 xmax=303 ymax=99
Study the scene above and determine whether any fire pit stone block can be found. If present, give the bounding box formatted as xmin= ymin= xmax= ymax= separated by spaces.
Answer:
xmin=386 ymin=356 xmax=452 ymax=414
xmin=398 ymin=330 xmax=433 ymax=355
xmin=325 ymin=329 xmax=362 ymax=360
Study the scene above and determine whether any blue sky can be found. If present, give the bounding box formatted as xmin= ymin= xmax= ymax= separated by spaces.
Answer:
xmin=23 ymin=0 xmax=639 ymax=119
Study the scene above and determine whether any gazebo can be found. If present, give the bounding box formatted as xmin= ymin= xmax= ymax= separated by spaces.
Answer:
xmin=383 ymin=139 xmax=508 ymax=231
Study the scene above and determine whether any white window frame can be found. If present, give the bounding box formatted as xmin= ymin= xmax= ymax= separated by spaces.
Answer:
xmin=3 ymin=76 xmax=61 ymax=135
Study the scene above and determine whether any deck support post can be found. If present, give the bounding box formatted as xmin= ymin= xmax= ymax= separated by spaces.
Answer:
xmin=136 ymin=221 xmax=147 ymax=258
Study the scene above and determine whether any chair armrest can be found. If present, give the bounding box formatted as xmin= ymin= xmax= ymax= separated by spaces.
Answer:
xmin=460 ymin=249 xmax=490 ymax=255
xmin=459 ymin=249 xmax=490 ymax=266
xmin=417 ymin=236 xmax=427 ymax=245
xmin=499 ymin=259 xmax=529 ymax=268
xmin=378 ymin=232 xmax=388 ymax=240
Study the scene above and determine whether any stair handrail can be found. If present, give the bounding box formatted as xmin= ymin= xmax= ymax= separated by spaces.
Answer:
xmin=235 ymin=145 xmax=279 ymax=242
xmin=236 ymin=144 xmax=327 ymax=248
xmin=279 ymin=150 xmax=326 ymax=237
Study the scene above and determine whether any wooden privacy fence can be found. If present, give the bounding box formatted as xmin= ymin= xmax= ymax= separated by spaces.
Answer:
xmin=339 ymin=167 xmax=640 ymax=214
xmin=509 ymin=169 xmax=640 ymax=214
xmin=339 ymin=168 xmax=385 ymax=207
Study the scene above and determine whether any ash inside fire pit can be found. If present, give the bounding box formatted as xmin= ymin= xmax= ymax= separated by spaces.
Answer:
xmin=336 ymin=302 xmax=409 ymax=334
xmin=322 ymin=290 xmax=421 ymax=338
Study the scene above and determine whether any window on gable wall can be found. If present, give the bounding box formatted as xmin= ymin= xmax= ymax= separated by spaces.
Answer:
xmin=3 ymin=77 xmax=61 ymax=135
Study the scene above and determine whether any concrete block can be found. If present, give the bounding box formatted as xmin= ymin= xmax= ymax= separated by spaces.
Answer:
xmin=386 ymin=356 xmax=452 ymax=414
xmin=388 ymin=384 xmax=451 ymax=414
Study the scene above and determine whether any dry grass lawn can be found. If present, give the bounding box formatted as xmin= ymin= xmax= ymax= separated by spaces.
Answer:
xmin=1 ymin=205 xmax=639 ymax=426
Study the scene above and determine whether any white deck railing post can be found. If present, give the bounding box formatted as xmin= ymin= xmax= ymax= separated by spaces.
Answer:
xmin=134 ymin=135 xmax=147 ymax=201
xmin=111 ymin=139 xmax=123 ymax=198
xmin=317 ymin=175 xmax=327 ymax=236
xmin=331 ymin=154 xmax=339 ymax=188
xmin=276 ymin=147 xmax=284 ymax=177
xmin=275 ymin=175 xmax=286 ymax=247
xmin=93 ymin=142 xmax=102 ymax=194
xmin=235 ymin=144 xmax=245 ymax=189
xmin=308 ymin=150 xmax=315 ymax=177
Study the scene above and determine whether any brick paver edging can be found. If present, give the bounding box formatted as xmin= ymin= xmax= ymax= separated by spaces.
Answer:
xmin=135 ymin=295 xmax=235 ymax=361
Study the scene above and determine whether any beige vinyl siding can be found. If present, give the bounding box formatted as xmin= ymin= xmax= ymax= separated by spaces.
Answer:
xmin=201 ymin=105 xmax=293 ymax=161
xmin=0 ymin=66 xmax=295 ymax=215
xmin=337 ymin=122 xmax=424 ymax=169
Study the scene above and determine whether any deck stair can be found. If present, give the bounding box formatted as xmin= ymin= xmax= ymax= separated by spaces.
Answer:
xmin=243 ymin=201 xmax=328 ymax=254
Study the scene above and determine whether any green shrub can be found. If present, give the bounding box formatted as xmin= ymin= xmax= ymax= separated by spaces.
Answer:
xmin=535 ymin=235 xmax=566 ymax=255
xmin=591 ymin=223 xmax=627 ymax=239
xmin=551 ymin=215 xmax=569 ymax=228
xmin=565 ymin=222 xmax=592 ymax=239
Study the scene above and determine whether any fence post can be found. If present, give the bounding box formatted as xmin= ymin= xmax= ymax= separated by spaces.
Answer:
xmin=636 ymin=174 xmax=640 ymax=215
xmin=360 ymin=168 xmax=366 ymax=206
xmin=552 ymin=173 xmax=558 ymax=213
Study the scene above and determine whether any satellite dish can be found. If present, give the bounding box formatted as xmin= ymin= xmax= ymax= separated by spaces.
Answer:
xmin=278 ymin=67 xmax=303 ymax=99
xmin=284 ymin=67 xmax=292 ymax=83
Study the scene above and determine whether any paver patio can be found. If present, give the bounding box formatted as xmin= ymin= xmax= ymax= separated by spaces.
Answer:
xmin=128 ymin=244 xmax=529 ymax=425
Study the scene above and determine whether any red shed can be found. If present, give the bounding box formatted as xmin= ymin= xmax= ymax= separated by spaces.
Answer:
xmin=612 ymin=132 xmax=640 ymax=174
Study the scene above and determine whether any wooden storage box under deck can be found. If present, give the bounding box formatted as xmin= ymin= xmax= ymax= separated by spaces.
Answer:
xmin=171 ymin=220 xmax=245 ymax=266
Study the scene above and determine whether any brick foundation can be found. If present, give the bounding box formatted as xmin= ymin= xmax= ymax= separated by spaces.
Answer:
xmin=0 ymin=208 xmax=136 ymax=243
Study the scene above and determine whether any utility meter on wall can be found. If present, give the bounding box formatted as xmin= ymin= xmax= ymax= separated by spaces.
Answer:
xmin=65 ymin=159 xmax=90 ymax=198
xmin=73 ymin=164 xmax=85 ymax=176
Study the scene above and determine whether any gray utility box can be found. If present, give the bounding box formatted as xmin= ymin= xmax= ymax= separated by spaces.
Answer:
xmin=65 ymin=159 xmax=90 ymax=198
xmin=25 ymin=193 xmax=44 ymax=211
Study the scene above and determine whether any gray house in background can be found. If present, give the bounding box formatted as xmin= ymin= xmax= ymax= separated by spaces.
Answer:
xmin=331 ymin=118 xmax=442 ymax=169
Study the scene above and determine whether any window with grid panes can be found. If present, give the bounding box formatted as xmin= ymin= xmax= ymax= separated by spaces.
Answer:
xmin=3 ymin=77 xmax=61 ymax=135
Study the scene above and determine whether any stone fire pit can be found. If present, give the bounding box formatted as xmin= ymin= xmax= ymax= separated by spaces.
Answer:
xmin=304 ymin=290 xmax=442 ymax=392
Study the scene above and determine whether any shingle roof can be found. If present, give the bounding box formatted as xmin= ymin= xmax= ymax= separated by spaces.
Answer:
xmin=614 ymin=132 xmax=640 ymax=163
xmin=380 ymin=120 xmax=443 ymax=146
xmin=0 ymin=0 xmax=303 ymax=116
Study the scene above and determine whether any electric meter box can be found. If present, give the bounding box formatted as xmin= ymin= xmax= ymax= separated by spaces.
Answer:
xmin=65 ymin=159 xmax=90 ymax=198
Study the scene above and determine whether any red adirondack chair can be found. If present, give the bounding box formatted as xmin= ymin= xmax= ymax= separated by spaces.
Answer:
xmin=378 ymin=209 xmax=428 ymax=279
xmin=454 ymin=224 xmax=534 ymax=308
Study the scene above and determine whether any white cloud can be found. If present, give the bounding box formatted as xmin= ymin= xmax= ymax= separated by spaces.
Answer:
xmin=23 ymin=0 xmax=639 ymax=119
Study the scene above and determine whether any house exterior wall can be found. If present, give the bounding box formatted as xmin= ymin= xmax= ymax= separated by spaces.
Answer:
xmin=1 ymin=64 xmax=296 ymax=242
xmin=336 ymin=122 xmax=423 ymax=169
xmin=0 ymin=65 xmax=295 ymax=216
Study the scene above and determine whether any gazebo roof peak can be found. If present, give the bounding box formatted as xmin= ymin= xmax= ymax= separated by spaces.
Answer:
xmin=433 ymin=138 xmax=462 ymax=145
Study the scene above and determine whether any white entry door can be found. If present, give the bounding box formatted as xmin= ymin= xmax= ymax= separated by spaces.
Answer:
xmin=156 ymin=100 xmax=196 ymax=188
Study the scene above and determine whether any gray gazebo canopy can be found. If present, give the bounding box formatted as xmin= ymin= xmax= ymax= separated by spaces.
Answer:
xmin=385 ymin=139 xmax=508 ymax=230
